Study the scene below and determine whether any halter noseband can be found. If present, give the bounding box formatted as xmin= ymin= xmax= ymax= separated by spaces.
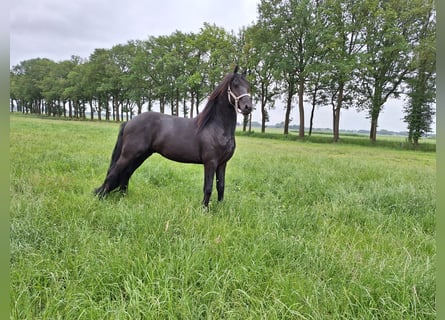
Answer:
xmin=227 ymin=86 xmax=251 ymax=113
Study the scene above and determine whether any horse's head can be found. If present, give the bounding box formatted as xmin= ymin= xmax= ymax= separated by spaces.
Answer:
xmin=228 ymin=66 xmax=253 ymax=115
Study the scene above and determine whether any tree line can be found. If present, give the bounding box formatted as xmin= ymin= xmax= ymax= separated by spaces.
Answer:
xmin=10 ymin=0 xmax=436 ymax=145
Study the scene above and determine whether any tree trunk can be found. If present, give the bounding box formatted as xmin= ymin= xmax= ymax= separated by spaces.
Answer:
xmin=90 ymin=100 xmax=94 ymax=120
xmin=68 ymin=100 xmax=73 ymax=118
xmin=369 ymin=101 xmax=381 ymax=143
xmin=369 ymin=116 xmax=378 ymax=143
xmin=309 ymin=104 xmax=315 ymax=136
xmin=105 ymin=100 xmax=110 ymax=121
xmin=369 ymin=89 xmax=383 ymax=142
xmin=333 ymin=106 xmax=340 ymax=142
xmin=97 ymin=99 xmax=101 ymax=121
xmin=284 ymin=93 xmax=292 ymax=135
xmin=160 ymin=96 xmax=165 ymax=114
xmin=147 ymin=98 xmax=152 ymax=113
xmin=413 ymin=134 xmax=419 ymax=149
xmin=298 ymin=77 xmax=305 ymax=138
xmin=190 ymin=92 xmax=195 ymax=118
xmin=83 ymin=101 xmax=87 ymax=119
xmin=333 ymin=83 xmax=344 ymax=143
xmin=195 ymin=92 xmax=202 ymax=116
xmin=261 ymin=101 xmax=267 ymax=133
xmin=114 ymin=97 xmax=120 ymax=122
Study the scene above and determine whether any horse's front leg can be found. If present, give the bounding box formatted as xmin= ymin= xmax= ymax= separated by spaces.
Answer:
xmin=202 ymin=161 xmax=217 ymax=208
xmin=216 ymin=162 xmax=227 ymax=202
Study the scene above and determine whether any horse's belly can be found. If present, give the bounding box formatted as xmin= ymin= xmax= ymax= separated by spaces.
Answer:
xmin=157 ymin=143 xmax=202 ymax=164
xmin=160 ymin=152 xmax=202 ymax=164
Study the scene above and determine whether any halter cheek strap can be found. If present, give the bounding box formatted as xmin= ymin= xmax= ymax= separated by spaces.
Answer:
xmin=228 ymin=86 xmax=251 ymax=113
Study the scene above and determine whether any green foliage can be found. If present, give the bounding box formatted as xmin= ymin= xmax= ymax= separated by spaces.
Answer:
xmin=257 ymin=0 xmax=321 ymax=136
xmin=402 ymin=0 xmax=436 ymax=147
xmin=243 ymin=23 xmax=279 ymax=132
xmin=10 ymin=115 xmax=435 ymax=319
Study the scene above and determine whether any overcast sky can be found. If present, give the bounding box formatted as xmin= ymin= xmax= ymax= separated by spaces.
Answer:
xmin=10 ymin=0 xmax=425 ymax=132
xmin=10 ymin=0 xmax=259 ymax=66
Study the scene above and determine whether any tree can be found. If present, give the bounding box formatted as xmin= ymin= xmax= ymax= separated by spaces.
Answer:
xmin=151 ymin=32 xmax=184 ymax=117
xmin=316 ymin=0 xmax=365 ymax=142
xmin=10 ymin=58 xmax=54 ymax=114
xmin=305 ymin=66 xmax=328 ymax=136
xmin=87 ymin=49 xmax=112 ymax=120
xmin=121 ymin=40 xmax=147 ymax=117
xmin=403 ymin=0 xmax=436 ymax=146
xmin=257 ymin=0 xmax=319 ymax=136
xmin=195 ymin=23 xmax=238 ymax=106
xmin=10 ymin=71 xmax=18 ymax=112
xmin=137 ymin=37 xmax=158 ymax=114
xmin=243 ymin=23 xmax=279 ymax=133
xmin=64 ymin=57 xmax=88 ymax=119
xmin=40 ymin=57 xmax=80 ymax=117
xmin=108 ymin=44 xmax=134 ymax=121
xmin=355 ymin=0 xmax=415 ymax=142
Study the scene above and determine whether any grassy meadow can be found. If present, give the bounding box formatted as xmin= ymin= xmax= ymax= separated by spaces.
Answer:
xmin=10 ymin=114 xmax=436 ymax=319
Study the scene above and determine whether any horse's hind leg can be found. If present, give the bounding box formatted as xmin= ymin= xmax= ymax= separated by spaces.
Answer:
xmin=118 ymin=152 xmax=152 ymax=194
xmin=95 ymin=155 xmax=133 ymax=197
xmin=95 ymin=175 xmax=115 ymax=198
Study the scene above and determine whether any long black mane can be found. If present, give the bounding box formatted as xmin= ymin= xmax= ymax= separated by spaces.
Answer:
xmin=196 ymin=73 xmax=234 ymax=131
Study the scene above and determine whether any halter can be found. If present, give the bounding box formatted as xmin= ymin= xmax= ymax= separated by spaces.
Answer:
xmin=227 ymin=86 xmax=251 ymax=113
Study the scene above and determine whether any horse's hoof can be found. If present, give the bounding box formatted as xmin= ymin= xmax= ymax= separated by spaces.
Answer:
xmin=118 ymin=187 xmax=128 ymax=196
xmin=94 ymin=187 xmax=106 ymax=199
xmin=202 ymin=203 xmax=210 ymax=212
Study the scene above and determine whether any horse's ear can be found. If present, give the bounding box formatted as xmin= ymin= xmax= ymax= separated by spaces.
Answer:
xmin=233 ymin=65 xmax=239 ymax=74
xmin=242 ymin=69 xmax=247 ymax=77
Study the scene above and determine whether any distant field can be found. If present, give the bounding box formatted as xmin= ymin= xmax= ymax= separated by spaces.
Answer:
xmin=10 ymin=114 xmax=436 ymax=319
xmin=238 ymin=126 xmax=436 ymax=152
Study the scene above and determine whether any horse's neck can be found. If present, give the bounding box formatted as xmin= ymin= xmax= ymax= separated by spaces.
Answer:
xmin=216 ymin=100 xmax=237 ymax=134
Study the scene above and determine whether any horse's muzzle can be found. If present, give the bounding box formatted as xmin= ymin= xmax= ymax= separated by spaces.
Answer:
xmin=239 ymin=96 xmax=253 ymax=115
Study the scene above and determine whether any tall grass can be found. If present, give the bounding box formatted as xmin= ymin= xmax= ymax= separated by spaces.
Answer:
xmin=10 ymin=114 xmax=435 ymax=319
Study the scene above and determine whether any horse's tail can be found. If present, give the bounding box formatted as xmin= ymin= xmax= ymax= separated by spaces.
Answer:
xmin=107 ymin=121 xmax=127 ymax=174
xmin=94 ymin=121 xmax=128 ymax=197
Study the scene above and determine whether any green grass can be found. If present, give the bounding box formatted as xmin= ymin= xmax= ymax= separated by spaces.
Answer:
xmin=10 ymin=114 xmax=436 ymax=319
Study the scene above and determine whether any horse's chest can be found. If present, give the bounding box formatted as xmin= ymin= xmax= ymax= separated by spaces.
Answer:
xmin=217 ymin=135 xmax=235 ymax=160
xmin=217 ymin=135 xmax=234 ymax=149
xmin=200 ymin=128 xmax=236 ymax=162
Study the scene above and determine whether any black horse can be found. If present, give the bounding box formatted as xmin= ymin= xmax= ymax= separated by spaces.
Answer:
xmin=94 ymin=66 xmax=253 ymax=207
